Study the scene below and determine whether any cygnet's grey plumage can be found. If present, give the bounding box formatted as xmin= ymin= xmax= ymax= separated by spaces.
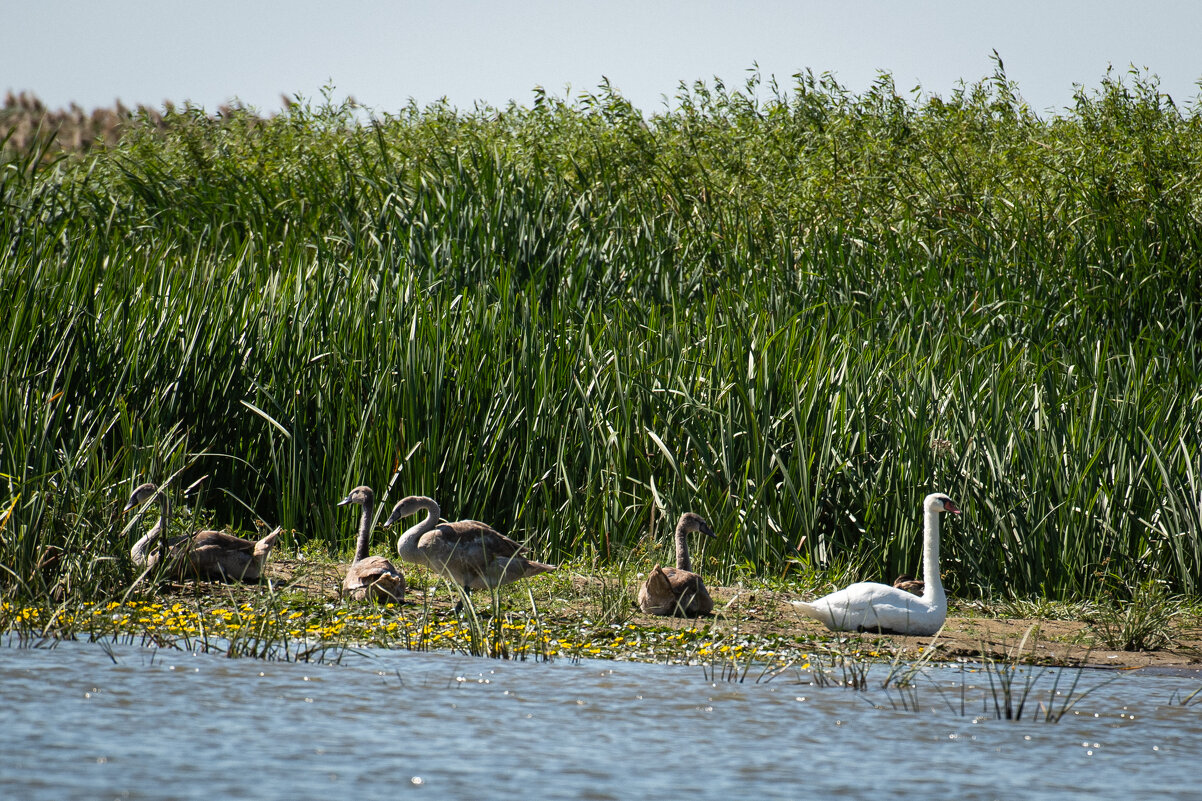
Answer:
xmin=338 ymin=486 xmax=405 ymax=603
xmin=382 ymin=495 xmax=555 ymax=591
xmin=637 ymin=512 xmax=715 ymax=617
xmin=892 ymin=573 xmax=925 ymax=596
xmin=122 ymin=482 xmax=280 ymax=583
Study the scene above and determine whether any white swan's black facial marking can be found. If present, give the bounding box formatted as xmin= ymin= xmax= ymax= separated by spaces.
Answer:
xmin=936 ymin=495 xmax=961 ymax=514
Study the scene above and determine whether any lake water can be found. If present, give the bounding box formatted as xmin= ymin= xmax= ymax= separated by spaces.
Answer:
xmin=2 ymin=639 xmax=1200 ymax=800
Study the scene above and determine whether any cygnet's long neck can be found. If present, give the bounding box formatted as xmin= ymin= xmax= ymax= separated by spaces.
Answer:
xmin=674 ymin=522 xmax=692 ymax=572
xmin=131 ymin=491 xmax=170 ymax=566
xmin=353 ymin=496 xmax=374 ymax=563
xmin=397 ymin=499 xmax=439 ymax=562
xmin=921 ymin=502 xmax=945 ymax=604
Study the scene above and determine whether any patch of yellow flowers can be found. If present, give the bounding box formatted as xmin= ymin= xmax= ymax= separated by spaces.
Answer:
xmin=2 ymin=601 xmax=816 ymax=668
xmin=2 ymin=600 xmax=581 ymax=658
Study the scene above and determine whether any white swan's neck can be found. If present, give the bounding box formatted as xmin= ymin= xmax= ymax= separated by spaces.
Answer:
xmin=353 ymin=496 xmax=373 ymax=563
xmin=921 ymin=503 xmax=945 ymax=605
xmin=131 ymin=491 xmax=170 ymax=565
xmin=397 ymin=499 xmax=439 ymax=562
xmin=674 ymin=523 xmax=692 ymax=572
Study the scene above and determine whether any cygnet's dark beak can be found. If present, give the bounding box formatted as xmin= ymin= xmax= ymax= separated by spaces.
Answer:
xmin=337 ymin=495 xmax=352 ymax=507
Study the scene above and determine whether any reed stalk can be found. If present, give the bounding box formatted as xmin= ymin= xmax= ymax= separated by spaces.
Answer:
xmin=3 ymin=67 xmax=1199 ymax=606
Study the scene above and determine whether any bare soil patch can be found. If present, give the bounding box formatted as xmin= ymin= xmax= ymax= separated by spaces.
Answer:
xmin=261 ymin=557 xmax=1202 ymax=670
xmin=703 ymin=585 xmax=1202 ymax=670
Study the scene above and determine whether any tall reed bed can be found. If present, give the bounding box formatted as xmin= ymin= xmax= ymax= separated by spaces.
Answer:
xmin=2 ymin=65 xmax=1199 ymax=604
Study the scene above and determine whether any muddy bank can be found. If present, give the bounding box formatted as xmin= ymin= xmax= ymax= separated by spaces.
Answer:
xmin=262 ymin=556 xmax=1202 ymax=670
xmin=706 ymin=585 xmax=1202 ymax=671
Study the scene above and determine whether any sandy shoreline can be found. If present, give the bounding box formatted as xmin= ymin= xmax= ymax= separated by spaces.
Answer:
xmin=614 ymin=582 xmax=1202 ymax=671
xmin=265 ymin=557 xmax=1202 ymax=671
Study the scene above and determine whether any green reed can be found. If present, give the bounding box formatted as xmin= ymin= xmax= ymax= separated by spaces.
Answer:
xmin=1086 ymin=577 xmax=1185 ymax=651
xmin=2 ymin=65 xmax=1199 ymax=605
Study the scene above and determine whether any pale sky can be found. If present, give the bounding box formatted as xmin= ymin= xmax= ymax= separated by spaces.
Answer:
xmin=3 ymin=1 xmax=1201 ymax=116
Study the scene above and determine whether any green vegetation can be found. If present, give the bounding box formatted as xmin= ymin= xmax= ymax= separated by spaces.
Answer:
xmin=0 ymin=559 xmax=823 ymax=668
xmin=3 ymin=62 xmax=1200 ymax=612
xmin=1086 ymin=577 xmax=1186 ymax=651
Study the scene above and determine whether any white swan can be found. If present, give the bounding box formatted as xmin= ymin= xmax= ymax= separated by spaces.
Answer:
xmin=121 ymin=482 xmax=281 ymax=582
xmin=382 ymin=495 xmax=555 ymax=601
xmin=791 ymin=493 xmax=960 ymax=635
xmin=338 ymin=486 xmax=406 ymax=603
xmin=637 ymin=512 xmax=715 ymax=617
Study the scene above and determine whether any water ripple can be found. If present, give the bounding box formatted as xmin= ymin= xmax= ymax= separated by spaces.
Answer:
xmin=2 ymin=641 xmax=1201 ymax=800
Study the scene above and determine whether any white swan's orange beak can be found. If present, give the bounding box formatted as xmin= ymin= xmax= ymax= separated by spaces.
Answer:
xmin=943 ymin=499 xmax=961 ymax=514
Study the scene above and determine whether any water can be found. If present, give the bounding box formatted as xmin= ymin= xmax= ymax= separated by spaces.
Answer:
xmin=2 ymin=640 xmax=1200 ymax=801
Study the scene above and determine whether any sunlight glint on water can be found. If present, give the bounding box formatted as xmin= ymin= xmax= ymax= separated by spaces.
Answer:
xmin=1 ymin=641 xmax=1200 ymax=800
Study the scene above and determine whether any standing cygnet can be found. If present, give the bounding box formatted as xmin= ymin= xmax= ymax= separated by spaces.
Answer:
xmin=637 ymin=512 xmax=716 ymax=617
xmin=382 ymin=495 xmax=555 ymax=606
xmin=791 ymin=494 xmax=960 ymax=635
xmin=338 ymin=486 xmax=405 ymax=603
xmin=122 ymin=482 xmax=280 ymax=582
